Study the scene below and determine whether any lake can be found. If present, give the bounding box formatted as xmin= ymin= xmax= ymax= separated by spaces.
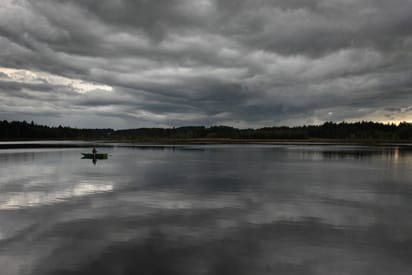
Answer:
xmin=1 ymin=143 xmax=412 ymax=275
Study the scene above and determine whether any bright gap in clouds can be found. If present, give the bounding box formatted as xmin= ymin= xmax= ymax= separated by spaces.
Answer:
xmin=0 ymin=67 xmax=112 ymax=94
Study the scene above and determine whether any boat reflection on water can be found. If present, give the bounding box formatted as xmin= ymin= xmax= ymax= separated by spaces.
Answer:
xmin=81 ymin=152 xmax=109 ymax=165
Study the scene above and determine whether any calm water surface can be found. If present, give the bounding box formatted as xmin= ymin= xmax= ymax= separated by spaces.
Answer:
xmin=1 ymin=143 xmax=412 ymax=275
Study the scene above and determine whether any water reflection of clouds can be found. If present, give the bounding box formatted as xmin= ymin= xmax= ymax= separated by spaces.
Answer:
xmin=0 ymin=166 xmax=57 ymax=188
xmin=289 ymin=146 xmax=412 ymax=163
xmin=0 ymin=181 xmax=113 ymax=210
xmin=113 ymin=189 xmax=381 ymax=230
xmin=2 ymin=145 xmax=412 ymax=275
xmin=2 ymin=183 xmax=406 ymax=275
xmin=118 ymin=191 xmax=244 ymax=210
xmin=245 ymin=201 xmax=377 ymax=228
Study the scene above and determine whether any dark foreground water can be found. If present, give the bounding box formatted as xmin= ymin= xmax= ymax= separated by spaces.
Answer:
xmin=1 ymin=143 xmax=412 ymax=275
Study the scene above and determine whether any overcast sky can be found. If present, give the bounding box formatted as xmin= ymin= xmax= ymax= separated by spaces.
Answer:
xmin=0 ymin=0 xmax=412 ymax=128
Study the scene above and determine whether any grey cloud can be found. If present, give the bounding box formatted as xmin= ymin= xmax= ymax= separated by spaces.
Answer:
xmin=0 ymin=0 xmax=411 ymax=127
xmin=0 ymin=80 xmax=55 ymax=94
xmin=214 ymin=0 xmax=412 ymax=55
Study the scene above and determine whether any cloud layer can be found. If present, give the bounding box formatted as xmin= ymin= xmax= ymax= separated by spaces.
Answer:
xmin=1 ymin=0 xmax=412 ymax=128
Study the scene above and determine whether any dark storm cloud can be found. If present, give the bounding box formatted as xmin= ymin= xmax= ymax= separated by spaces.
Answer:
xmin=0 ymin=0 xmax=412 ymax=127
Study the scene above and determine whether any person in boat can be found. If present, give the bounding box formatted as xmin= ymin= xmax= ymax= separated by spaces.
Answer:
xmin=92 ymin=146 xmax=97 ymax=156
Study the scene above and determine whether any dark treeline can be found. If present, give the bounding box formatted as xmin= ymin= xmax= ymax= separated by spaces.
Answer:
xmin=1 ymin=120 xmax=412 ymax=141
xmin=0 ymin=120 xmax=113 ymax=140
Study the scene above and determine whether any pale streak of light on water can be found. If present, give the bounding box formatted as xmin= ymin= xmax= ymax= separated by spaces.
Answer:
xmin=0 ymin=181 xmax=113 ymax=210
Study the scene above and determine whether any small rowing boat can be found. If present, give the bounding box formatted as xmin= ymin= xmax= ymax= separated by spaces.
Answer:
xmin=81 ymin=153 xmax=108 ymax=159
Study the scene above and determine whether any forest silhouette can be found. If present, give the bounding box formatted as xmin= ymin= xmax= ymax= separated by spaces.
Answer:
xmin=2 ymin=120 xmax=412 ymax=141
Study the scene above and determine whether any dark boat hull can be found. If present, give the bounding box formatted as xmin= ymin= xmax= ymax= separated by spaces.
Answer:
xmin=81 ymin=153 xmax=108 ymax=159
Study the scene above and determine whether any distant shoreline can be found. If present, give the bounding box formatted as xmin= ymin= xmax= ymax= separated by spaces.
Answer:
xmin=3 ymin=120 xmax=412 ymax=143
xmin=1 ymin=138 xmax=412 ymax=146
